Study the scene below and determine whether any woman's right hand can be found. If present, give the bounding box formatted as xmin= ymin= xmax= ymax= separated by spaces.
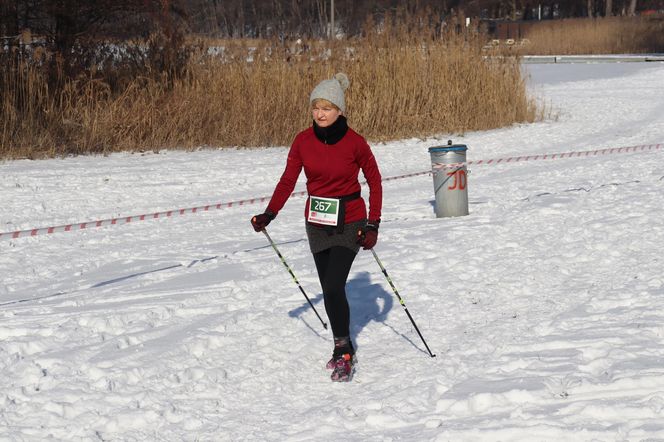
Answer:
xmin=251 ymin=211 xmax=275 ymax=232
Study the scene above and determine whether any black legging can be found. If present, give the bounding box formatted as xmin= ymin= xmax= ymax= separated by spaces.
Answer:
xmin=313 ymin=246 xmax=357 ymax=338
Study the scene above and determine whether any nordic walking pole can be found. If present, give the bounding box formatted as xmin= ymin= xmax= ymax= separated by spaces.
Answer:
xmin=371 ymin=249 xmax=436 ymax=358
xmin=262 ymin=229 xmax=328 ymax=330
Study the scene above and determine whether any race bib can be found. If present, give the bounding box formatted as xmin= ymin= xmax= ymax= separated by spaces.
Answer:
xmin=307 ymin=196 xmax=340 ymax=226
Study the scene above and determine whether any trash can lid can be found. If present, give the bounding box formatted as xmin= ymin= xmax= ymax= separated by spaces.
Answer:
xmin=428 ymin=144 xmax=468 ymax=153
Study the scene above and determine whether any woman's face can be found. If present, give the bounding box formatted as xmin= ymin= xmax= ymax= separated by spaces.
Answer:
xmin=312 ymin=102 xmax=342 ymax=128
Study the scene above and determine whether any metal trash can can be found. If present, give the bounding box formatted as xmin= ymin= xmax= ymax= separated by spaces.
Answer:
xmin=428 ymin=142 xmax=469 ymax=218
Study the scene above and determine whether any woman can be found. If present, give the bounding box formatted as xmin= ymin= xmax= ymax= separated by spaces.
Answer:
xmin=251 ymin=72 xmax=383 ymax=382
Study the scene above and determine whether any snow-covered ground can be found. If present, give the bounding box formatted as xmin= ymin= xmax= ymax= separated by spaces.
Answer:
xmin=1 ymin=61 xmax=664 ymax=441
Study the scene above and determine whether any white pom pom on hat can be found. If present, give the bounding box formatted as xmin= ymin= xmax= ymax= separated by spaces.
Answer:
xmin=310 ymin=72 xmax=350 ymax=113
xmin=333 ymin=72 xmax=350 ymax=91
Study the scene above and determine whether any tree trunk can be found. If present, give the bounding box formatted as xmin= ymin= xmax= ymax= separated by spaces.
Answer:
xmin=628 ymin=0 xmax=637 ymax=15
xmin=316 ymin=0 xmax=326 ymax=38
xmin=511 ymin=0 xmax=518 ymax=20
xmin=587 ymin=0 xmax=594 ymax=17
xmin=605 ymin=0 xmax=613 ymax=16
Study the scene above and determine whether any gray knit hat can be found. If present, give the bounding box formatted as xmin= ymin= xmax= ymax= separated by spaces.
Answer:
xmin=309 ymin=73 xmax=350 ymax=113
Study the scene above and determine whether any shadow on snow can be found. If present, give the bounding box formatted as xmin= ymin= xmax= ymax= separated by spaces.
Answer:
xmin=287 ymin=270 xmax=428 ymax=355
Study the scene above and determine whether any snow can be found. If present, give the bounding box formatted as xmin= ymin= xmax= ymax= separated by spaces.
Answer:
xmin=2 ymin=61 xmax=664 ymax=440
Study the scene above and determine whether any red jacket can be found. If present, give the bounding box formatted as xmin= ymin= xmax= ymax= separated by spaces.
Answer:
xmin=267 ymin=126 xmax=382 ymax=224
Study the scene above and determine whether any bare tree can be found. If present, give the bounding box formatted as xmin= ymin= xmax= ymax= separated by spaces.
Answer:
xmin=628 ymin=0 xmax=638 ymax=15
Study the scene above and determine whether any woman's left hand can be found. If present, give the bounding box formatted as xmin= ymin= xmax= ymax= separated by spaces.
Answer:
xmin=357 ymin=221 xmax=379 ymax=250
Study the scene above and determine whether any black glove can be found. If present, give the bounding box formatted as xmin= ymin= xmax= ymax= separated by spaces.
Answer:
xmin=251 ymin=211 xmax=275 ymax=232
xmin=357 ymin=220 xmax=380 ymax=250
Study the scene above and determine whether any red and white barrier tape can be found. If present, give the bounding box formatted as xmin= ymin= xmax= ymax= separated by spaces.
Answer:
xmin=0 ymin=191 xmax=307 ymax=241
xmin=1 ymin=142 xmax=661 ymax=241
xmin=432 ymin=143 xmax=663 ymax=170
xmin=382 ymin=171 xmax=431 ymax=181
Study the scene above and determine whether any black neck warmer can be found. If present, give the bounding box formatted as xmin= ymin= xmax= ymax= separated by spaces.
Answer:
xmin=313 ymin=115 xmax=349 ymax=145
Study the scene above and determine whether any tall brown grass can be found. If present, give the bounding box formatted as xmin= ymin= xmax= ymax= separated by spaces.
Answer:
xmin=517 ymin=16 xmax=664 ymax=55
xmin=1 ymin=22 xmax=539 ymax=159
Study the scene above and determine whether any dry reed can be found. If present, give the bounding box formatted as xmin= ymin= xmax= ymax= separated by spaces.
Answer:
xmin=517 ymin=16 xmax=664 ymax=55
xmin=1 ymin=22 xmax=540 ymax=159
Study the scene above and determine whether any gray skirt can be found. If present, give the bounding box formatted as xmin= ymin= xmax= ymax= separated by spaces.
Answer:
xmin=306 ymin=219 xmax=366 ymax=254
